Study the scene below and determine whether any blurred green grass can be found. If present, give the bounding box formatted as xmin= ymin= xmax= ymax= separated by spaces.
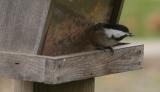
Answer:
xmin=120 ymin=0 xmax=160 ymax=38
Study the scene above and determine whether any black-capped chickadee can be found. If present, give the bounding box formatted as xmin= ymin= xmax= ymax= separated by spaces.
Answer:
xmin=88 ymin=23 xmax=134 ymax=53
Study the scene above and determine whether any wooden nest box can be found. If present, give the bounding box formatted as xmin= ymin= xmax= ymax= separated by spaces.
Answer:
xmin=0 ymin=0 xmax=143 ymax=92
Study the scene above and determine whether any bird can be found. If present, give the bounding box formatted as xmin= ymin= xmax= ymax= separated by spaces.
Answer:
xmin=88 ymin=23 xmax=134 ymax=53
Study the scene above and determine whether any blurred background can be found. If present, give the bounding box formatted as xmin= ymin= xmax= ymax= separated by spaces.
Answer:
xmin=96 ymin=0 xmax=160 ymax=92
xmin=0 ymin=0 xmax=159 ymax=92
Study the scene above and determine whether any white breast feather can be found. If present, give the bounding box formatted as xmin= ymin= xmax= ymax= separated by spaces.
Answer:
xmin=104 ymin=29 xmax=127 ymax=38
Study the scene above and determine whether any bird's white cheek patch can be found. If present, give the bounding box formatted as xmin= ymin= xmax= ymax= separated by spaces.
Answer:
xmin=104 ymin=29 xmax=127 ymax=38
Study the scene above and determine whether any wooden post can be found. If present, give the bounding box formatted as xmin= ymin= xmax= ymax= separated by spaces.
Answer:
xmin=34 ymin=78 xmax=94 ymax=92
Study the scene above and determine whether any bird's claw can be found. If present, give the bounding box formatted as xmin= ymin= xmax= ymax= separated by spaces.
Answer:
xmin=96 ymin=46 xmax=114 ymax=55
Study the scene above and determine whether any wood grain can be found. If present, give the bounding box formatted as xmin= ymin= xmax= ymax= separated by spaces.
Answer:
xmin=0 ymin=0 xmax=51 ymax=54
xmin=0 ymin=0 xmax=52 ymax=92
xmin=0 ymin=44 xmax=143 ymax=84
xmin=0 ymin=51 xmax=46 ymax=82
xmin=45 ymin=44 xmax=143 ymax=84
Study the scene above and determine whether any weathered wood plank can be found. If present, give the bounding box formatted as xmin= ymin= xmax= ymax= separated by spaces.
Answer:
xmin=0 ymin=0 xmax=51 ymax=54
xmin=0 ymin=51 xmax=46 ymax=82
xmin=45 ymin=44 xmax=143 ymax=84
xmin=0 ymin=44 xmax=143 ymax=84
xmin=0 ymin=0 xmax=52 ymax=92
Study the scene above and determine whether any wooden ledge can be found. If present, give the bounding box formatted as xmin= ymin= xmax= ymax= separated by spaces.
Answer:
xmin=0 ymin=44 xmax=144 ymax=84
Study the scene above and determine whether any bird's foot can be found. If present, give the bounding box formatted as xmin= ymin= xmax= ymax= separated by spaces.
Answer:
xmin=96 ymin=46 xmax=114 ymax=55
